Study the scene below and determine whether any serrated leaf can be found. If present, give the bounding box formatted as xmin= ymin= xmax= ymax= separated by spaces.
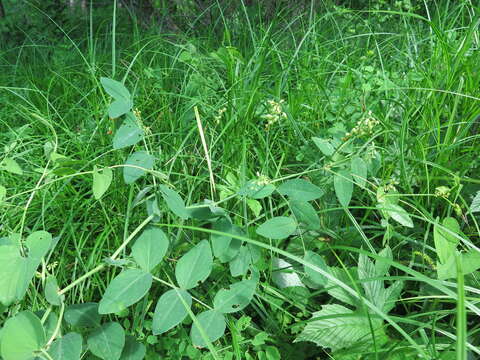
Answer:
xmin=312 ymin=137 xmax=335 ymax=156
xmin=290 ymin=200 xmax=320 ymax=230
xmin=99 ymin=269 xmax=152 ymax=314
xmin=93 ymin=167 xmax=113 ymax=200
xmin=190 ymin=310 xmax=226 ymax=348
xmin=0 ymin=158 xmax=23 ymax=175
xmin=256 ymin=216 xmax=297 ymax=240
xmin=159 ymin=185 xmax=190 ymax=219
xmin=88 ymin=322 xmax=125 ymax=360
xmin=0 ymin=311 xmax=45 ymax=360
xmin=64 ymin=302 xmax=101 ymax=327
xmin=120 ymin=336 xmax=146 ymax=360
xmin=434 ymin=217 xmax=460 ymax=264
xmin=175 ymin=240 xmax=212 ymax=289
xmin=131 ymin=227 xmax=169 ymax=272
xmin=272 ymin=258 xmax=305 ymax=288
xmin=113 ymin=113 xmax=144 ymax=149
xmin=123 ymin=151 xmax=154 ymax=184
xmin=334 ymin=169 xmax=353 ymax=207
xmin=238 ymin=180 xmax=275 ymax=199
xmin=152 ymin=289 xmax=192 ymax=335
xmin=350 ymin=157 xmax=367 ymax=188
xmin=45 ymin=275 xmax=62 ymax=306
xmin=213 ymin=279 xmax=256 ymax=313
xmin=277 ymin=179 xmax=324 ymax=202
xmin=48 ymin=332 xmax=82 ymax=360
xmin=377 ymin=202 xmax=413 ymax=228
xmin=294 ymin=304 xmax=384 ymax=351
xmin=304 ymin=251 xmax=329 ymax=287
xmin=211 ymin=218 xmax=242 ymax=263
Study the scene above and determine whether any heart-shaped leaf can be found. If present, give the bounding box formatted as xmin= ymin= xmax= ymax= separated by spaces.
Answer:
xmin=93 ymin=167 xmax=113 ymax=200
xmin=152 ymin=288 xmax=192 ymax=335
xmin=123 ymin=151 xmax=155 ymax=184
xmin=48 ymin=332 xmax=82 ymax=360
xmin=277 ymin=179 xmax=324 ymax=202
xmin=175 ymin=240 xmax=212 ymax=289
xmin=190 ymin=310 xmax=226 ymax=348
xmin=99 ymin=269 xmax=152 ymax=314
xmin=213 ymin=279 xmax=256 ymax=313
xmin=131 ymin=227 xmax=169 ymax=272
xmin=256 ymin=217 xmax=297 ymax=240
xmin=113 ymin=113 xmax=144 ymax=150
xmin=88 ymin=322 xmax=125 ymax=360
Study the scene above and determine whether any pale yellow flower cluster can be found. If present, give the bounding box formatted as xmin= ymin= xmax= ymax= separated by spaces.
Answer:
xmin=263 ymin=99 xmax=287 ymax=130
xmin=345 ymin=111 xmax=380 ymax=139
xmin=214 ymin=107 xmax=227 ymax=124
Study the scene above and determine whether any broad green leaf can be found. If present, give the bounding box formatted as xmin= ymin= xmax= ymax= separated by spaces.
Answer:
xmin=190 ymin=310 xmax=226 ymax=348
xmin=123 ymin=151 xmax=155 ymax=184
xmin=290 ymin=200 xmax=320 ymax=230
xmin=434 ymin=217 xmax=460 ymax=264
xmin=48 ymin=332 xmax=82 ymax=360
xmin=108 ymin=99 xmax=133 ymax=119
xmin=272 ymin=257 xmax=305 ymax=288
xmin=99 ymin=269 xmax=152 ymax=314
xmin=93 ymin=167 xmax=113 ymax=200
xmin=470 ymin=191 xmax=480 ymax=213
xmin=0 ymin=311 xmax=45 ymax=360
xmin=100 ymin=77 xmax=133 ymax=118
xmin=334 ymin=169 xmax=353 ymax=207
xmin=437 ymin=250 xmax=480 ymax=280
xmin=45 ymin=275 xmax=62 ymax=306
xmin=294 ymin=304 xmax=384 ymax=351
xmin=277 ymin=179 xmax=324 ymax=202
xmin=211 ymin=218 xmax=242 ymax=263
xmin=152 ymin=289 xmax=192 ymax=335
xmin=377 ymin=203 xmax=413 ymax=228
xmin=229 ymin=244 xmax=260 ymax=277
xmin=350 ymin=157 xmax=367 ymax=188
xmin=131 ymin=227 xmax=169 ymax=272
xmin=312 ymin=137 xmax=335 ymax=156
xmin=304 ymin=251 xmax=329 ymax=287
xmin=256 ymin=217 xmax=297 ymax=240
xmin=0 ymin=158 xmax=23 ymax=175
xmin=213 ymin=279 xmax=256 ymax=313
xmin=159 ymin=185 xmax=190 ymax=219
xmin=0 ymin=231 xmax=52 ymax=306
xmin=88 ymin=322 xmax=125 ymax=360
xmin=188 ymin=200 xmax=227 ymax=220
xmin=64 ymin=302 xmax=101 ymax=327
xmin=175 ymin=240 xmax=212 ymax=289
xmin=113 ymin=113 xmax=144 ymax=150
xmin=120 ymin=336 xmax=146 ymax=360
xmin=238 ymin=180 xmax=276 ymax=199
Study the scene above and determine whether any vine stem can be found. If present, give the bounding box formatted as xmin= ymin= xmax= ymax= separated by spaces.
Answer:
xmin=45 ymin=302 xmax=65 ymax=347
xmin=58 ymin=215 xmax=153 ymax=296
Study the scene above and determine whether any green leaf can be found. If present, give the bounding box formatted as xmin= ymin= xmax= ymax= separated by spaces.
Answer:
xmin=377 ymin=202 xmax=413 ymax=228
xmin=0 ymin=185 xmax=6 ymax=204
xmin=0 ymin=311 xmax=46 ymax=360
xmin=246 ymin=198 xmax=262 ymax=217
xmin=304 ymin=251 xmax=329 ymax=287
xmin=211 ymin=218 xmax=242 ymax=263
xmin=175 ymin=240 xmax=212 ymax=289
xmin=99 ymin=269 xmax=152 ymax=314
xmin=0 ymin=158 xmax=23 ymax=175
xmin=434 ymin=217 xmax=460 ymax=264
xmin=64 ymin=302 xmax=101 ymax=328
xmin=0 ymin=231 xmax=52 ymax=306
xmin=123 ymin=151 xmax=154 ymax=184
xmin=350 ymin=157 xmax=367 ymax=188
xmin=131 ymin=227 xmax=169 ymax=272
xmin=113 ymin=113 xmax=144 ymax=150
xmin=229 ymin=244 xmax=258 ymax=277
xmin=100 ymin=77 xmax=133 ymax=118
xmin=120 ymin=336 xmax=146 ymax=360
xmin=290 ymin=200 xmax=320 ymax=230
xmin=159 ymin=185 xmax=190 ymax=219
xmin=334 ymin=169 xmax=353 ymax=207
xmin=272 ymin=257 xmax=305 ymax=288
xmin=256 ymin=217 xmax=297 ymax=240
xmin=93 ymin=167 xmax=113 ymax=200
xmin=437 ymin=250 xmax=480 ymax=280
xmin=45 ymin=275 xmax=62 ymax=306
xmin=152 ymin=289 xmax=192 ymax=335
xmin=190 ymin=310 xmax=226 ymax=348
xmin=213 ymin=279 xmax=256 ymax=313
xmin=48 ymin=332 xmax=82 ymax=360
xmin=238 ymin=180 xmax=276 ymax=199
xmin=277 ymin=179 xmax=324 ymax=202
xmin=470 ymin=191 xmax=480 ymax=213
xmin=109 ymin=99 xmax=133 ymax=119
xmin=294 ymin=304 xmax=384 ymax=351
xmin=88 ymin=322 xmax=125 ymax=360
xmin=312 ymin=137 xmax=335 ymax=156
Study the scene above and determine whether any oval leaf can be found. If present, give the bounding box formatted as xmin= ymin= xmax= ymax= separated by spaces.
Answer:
xmin=256 ymin=216 xmax=297 ymax=240
xmin=131 ymin=227 xmax=169 ymax=272
xmin=290 ymin=200 xmax=320 ymax=230
xmin=277 ymin=179 xmax=324 ymax=202
xmin=312 ymin=137 xmax=335 ymax=156
xmin=152 ymin=289 xmax=192 ymax=335
xmin=378 ymin=203 xmax=414 ymax=229
xmin=123 ymin=151 xmax=155 ymax=184
xmin=48 ymin=332 xmax=82 ymax=360
xmin=64 ymin=302 xmax=101 ymax=328
xmin=88 ymin=322 xmax=125 ymax=360
xmin=113 ymin=113 xmax=144 ymax=150
xmin=45 ymin=275 xmax=62 ymax=306
xmin=93 ymin=167 xmax=113 ymax=200
xmin=175 ymin=240 xmax=213 ymax=289
xmin=159 ymin=185 xmax=190 ymax=219
xmin=99 ymin=269 xmax=152 ymax=314
xmin=190 ymin=310 xmax=226 ymax=348
xmin=213 ymin=279 xmax=256 ymax=313
xmin=334 ymin=169 xmax=353 ymax=207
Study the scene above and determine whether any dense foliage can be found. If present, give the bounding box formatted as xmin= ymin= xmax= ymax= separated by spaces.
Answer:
xmin=0 ymin=0 xmax=479 ymax=359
